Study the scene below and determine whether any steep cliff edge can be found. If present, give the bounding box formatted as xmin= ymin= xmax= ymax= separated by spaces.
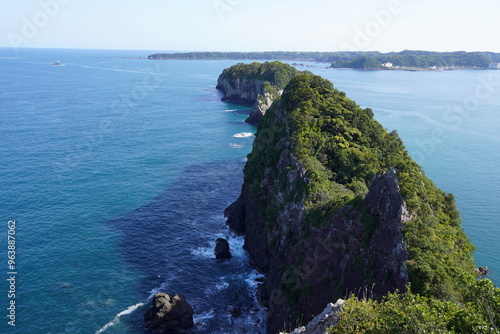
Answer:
xmin=216 ymin=61 xmax=300 ymax=124
xmin=224 ymin=71 xmax=476 ymax=333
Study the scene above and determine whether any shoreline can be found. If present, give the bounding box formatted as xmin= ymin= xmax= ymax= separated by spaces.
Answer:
xmin=142 ymin=57 xmax=499 ymax=72
xmin=329 ymin=66 xmax=496 ymax=71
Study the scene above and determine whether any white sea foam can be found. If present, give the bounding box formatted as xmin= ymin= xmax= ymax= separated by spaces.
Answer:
xmin=148 ymin=274 xmax=178 ymax=298
xmin=95 ymin=302 xmax=145 ymax=334
xmin=216 ymin=281 xmax=230 ymax=291
xmin=223 ymin=109 xmax=238 ymax=112
xmin=233 ymin=132 xmax=254 ymax=138
xmin=225 ymin=234 xmax=246 ymax=258
xmin=191 ymin=232 xmax=246 ymax=259
xmin=228 ymin=143 xmax=243 ymax=149
xmin=245 ymin=271 xmax=265 ymax=290
xmin=148 ymin=286 xmax=163 ymax=298
xmin=204 ymin=279 xmax=230 ymax=295
xmin=191 ymin=246 xmax=214 ymax=258
xmin=193 ymin=308 xmax=216 ymax=330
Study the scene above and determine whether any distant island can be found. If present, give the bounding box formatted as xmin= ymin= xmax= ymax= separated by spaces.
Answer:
xmin=148 ymin=50 xmax=500 ymax=70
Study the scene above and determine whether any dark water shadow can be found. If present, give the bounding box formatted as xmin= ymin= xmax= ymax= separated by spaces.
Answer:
xmin=107 ymin=159 xmax=266 ymax=333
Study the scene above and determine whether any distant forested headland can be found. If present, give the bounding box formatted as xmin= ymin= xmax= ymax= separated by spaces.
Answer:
xmin=148 ymin=50 xmax=500 ymax=70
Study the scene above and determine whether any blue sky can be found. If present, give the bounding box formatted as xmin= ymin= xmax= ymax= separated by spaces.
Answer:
xmin=1 ymin=0 xmax=499 ymax=52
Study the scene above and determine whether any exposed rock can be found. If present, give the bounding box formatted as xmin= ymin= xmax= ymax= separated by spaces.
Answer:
xmin=284 ymin=299 xmax=344 ymax=334
xmin=246 ymin=90 xmax=282 ymax=124
xmin=225 ymin=102 xmax=410 ymax=334
xmin=143 ymin=293 xmax=194 ymax=333
xmin=214 ymin=238 xmax=232 ymax=260
xmin=216 ymin=75 xmax=279 ymax=124
xmin=216 ymin=76 xmax=262 ymax=104
xmin=223 ymin=70 xmax=475 ymax=334
xmin=215 ymin=62 xmax=299 ymax=124
xmin=476 ymin=266 xmax=489 ymax=276
xmin=225 ymin=98 xmax=411 ymax=333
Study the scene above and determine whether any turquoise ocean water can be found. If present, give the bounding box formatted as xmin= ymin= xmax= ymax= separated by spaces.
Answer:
xmin=0 ymin=49 xmax=498 ymax=333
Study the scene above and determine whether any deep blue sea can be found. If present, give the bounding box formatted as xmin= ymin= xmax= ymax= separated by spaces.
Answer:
xmin=0 ymin=48 xmax=498 ymax=333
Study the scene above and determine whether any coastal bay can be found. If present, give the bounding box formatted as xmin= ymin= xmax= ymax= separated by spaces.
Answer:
xmin=0 ymin=48 xmax=498 ymax=333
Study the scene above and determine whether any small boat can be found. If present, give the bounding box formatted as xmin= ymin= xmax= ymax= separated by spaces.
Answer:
xmin=54 ymin=60 xmax=61 ymax=66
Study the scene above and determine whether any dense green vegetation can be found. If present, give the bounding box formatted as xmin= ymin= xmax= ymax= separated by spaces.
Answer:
xmin=332 ymin=51 xmax=492 ymax=69
xmin=219 ymin=61 xmax=300 ymax=91
xmin=246 ymin=72 xmax=476 ymax=305
xmin=334 ymin=56 xmax=384 ymax=69
xmin=149 ymin=50 xmax=500 ymax=68
xmin=149 ymin=51 xmax=335 ymax=61
xmin=287 ymin=73 xmax=475 ymax=300
xmin=329 ymin=278 xmax=500 ymax=333
xmin=229 ymin=66 xmax=491 ymax=331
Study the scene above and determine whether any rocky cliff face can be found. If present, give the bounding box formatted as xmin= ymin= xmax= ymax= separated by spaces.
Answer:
xmin=285 ymin=299 xmax=344 ymax=334
xmin=215 ymin=62 xmax=299 ymax=124
xmin=223 ymin=69 xmax=475 ymax=333
xmin=216 ymin=75 xmax=280 ymax=124
xmin=216 ymin=75 xmax=264 ymax=103
xmin=225 ymin=103 xmax=410 ymax=332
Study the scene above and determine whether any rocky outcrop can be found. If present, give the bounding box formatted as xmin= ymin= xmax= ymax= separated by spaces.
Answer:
xmin=227 ymin=159 xmax=410 ymax=333
xmin=284 ymin=299 xmax=344 ymax=334
xmin=143 ymin=293 xmax=194 ymax=333
xmin=225 ymin=98 xmax=411 ymax=333
xmin=216 ymin=76 xmax=264 ymax=104
xmin=476 ymin=266 xmax=489 ymax=276
xmin=214 ymin=238 xmax=232 ymax=260
xmin=247 ymin=91 xmax=280 ymax=124
xmin=216 ymin=62 xmax=299 ymax=124
xmin=216 ymin=73 xmax=280 ymax=124
xmin=223 ymin=70 xmax=475 ymax=333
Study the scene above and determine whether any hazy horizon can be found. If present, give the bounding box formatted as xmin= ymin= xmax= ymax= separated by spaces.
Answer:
xmin=2 ymin=0 xmax=500 ymax=53
xmin=3 ymin=47 xmax=500 ymax=54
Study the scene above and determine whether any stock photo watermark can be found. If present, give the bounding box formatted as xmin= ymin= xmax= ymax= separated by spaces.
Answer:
xmin=7 ymin=0 xmax=73 ymax=50
xmin=339 ymin=0 xmax=404 ymax=51
xmin=411 ymin=73 xmax=497 ymax=165
xmin=5 ymin=220 xmax=17 ymax=327
xmin=213 ymin=0 xmax=244 ymax=21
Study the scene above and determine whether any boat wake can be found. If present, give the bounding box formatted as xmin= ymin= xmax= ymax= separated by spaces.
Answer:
xmin=233 ymin=132 xmax=254 ymax=138
xmin=95 ymin=302 xmax=145 ymax=334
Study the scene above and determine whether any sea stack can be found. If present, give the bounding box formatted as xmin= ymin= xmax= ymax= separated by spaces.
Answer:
xmin=214 ymin=238 xmax=232 ymax=260
xmin=143 ymin=293 xmax=194 ymax=333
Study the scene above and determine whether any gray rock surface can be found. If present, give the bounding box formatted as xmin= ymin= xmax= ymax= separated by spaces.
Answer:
xmin=143 ymin=293 xmax=194 ymax=333
xmin=284 ymin=299 xmax=344 ymax=334
xmin=476 ymin=266 xmax=489 ymax=276
xmin=216 ymin=72 xmax=281 ymax=124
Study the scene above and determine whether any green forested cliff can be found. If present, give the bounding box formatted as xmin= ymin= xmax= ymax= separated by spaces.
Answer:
xmin=249 ymin=72 xmax=475 ymax=300
xmin=148 ymin=50 xmax=500 ymax=69
xmin=216 ymin=61 xmax=300 ymax=124
xmin=221 ymin=63 xmax=499 ymax=333
xmin=218 ymin=61 xmax=299 ymax=91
